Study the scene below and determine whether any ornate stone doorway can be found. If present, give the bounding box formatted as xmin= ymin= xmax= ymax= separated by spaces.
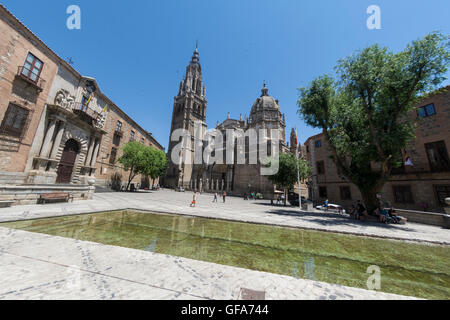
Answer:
xmin=56 ymin=139 xmax=80 ymax=184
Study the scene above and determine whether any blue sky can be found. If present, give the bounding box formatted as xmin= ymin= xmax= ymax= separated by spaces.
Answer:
xmin=2 ymin=0 xmax=449 ymax=149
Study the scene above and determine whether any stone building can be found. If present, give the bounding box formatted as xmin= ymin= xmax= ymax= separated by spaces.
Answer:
xmin=0 ymin=5 xmax=59 ymax=185
xmin=165 ymin=46 xmax=207 ymax=189
xmin=165 ymin=48 xmax=290 ymax=197
xmin=94 ymin=102 xmax=164 ymax=190
xmin=304 ymin=86 xmax=450 ymax=213
xmin=0 ymin=5 xmax=163 ymax=205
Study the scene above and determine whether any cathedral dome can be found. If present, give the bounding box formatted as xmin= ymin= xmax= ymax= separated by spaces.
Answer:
xmin=250 ymin=83 xmax=280 ymax=115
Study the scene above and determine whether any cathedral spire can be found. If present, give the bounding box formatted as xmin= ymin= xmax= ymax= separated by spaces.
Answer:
xmin=191 ymin=42 xmax=200 ymax=65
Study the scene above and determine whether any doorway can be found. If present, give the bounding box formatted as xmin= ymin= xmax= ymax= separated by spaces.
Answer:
xmin=56 ymin=139 xmax=80 ymax=184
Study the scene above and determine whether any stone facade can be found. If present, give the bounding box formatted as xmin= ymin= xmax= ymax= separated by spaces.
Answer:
xmin=0 ymin=5 xmax=163 ymax=205
xmin=94 ymin=103 xmax=164 ymax=190
xmin=165 ymin=46 xmax=207 ymax=189
xmin=0 ymin=5 xmax=59 ymax=183
xmin=304 ymin=86 xmax=450 ymax=213
xmin=165 ymin=48 xmax=292 ymax=198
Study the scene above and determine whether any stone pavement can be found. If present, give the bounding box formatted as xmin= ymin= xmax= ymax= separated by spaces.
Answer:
xmin=1 ymin=189 xmax=449 ymax=245
xmin=0 ymin=189 xmax=446 ymax=300
xmin=0 ymin=227 xmax=418 ymax=300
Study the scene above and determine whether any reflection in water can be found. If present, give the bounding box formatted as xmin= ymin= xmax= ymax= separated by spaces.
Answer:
xmin=304 ymin=257 xmax=317 ymax=281
xmin=292 ymin=262 xmax=299 ymax=279
xmin=145 ymin=237 xmax=158 ymax=252
xmin=1 ymin=210 xmax=449 ymax=300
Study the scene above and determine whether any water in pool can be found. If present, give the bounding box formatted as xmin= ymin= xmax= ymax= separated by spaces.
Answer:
xmin=1 ymin=210 xmax=449 ymax=299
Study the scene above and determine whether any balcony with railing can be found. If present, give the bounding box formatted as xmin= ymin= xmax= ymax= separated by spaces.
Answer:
xmin=72 ymin=103 xmax=102 ymax=127
xmin=16 ymin=66 xmax=46 ymax=92
xmin=114 ymin=128 xmax=123 ymax=137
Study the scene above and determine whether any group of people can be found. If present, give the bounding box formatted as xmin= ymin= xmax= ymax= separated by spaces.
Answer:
xmin=190 ymin=191 xmax=227 ymax=207
xmin=275 ymin=194 xmax=286 ymax=205
xmin=348 ymin=200 xmax=369 ymax=221
xmin=374 ymin=199 xmax=403 ymax=224
xmin=243 ymin=192 xmax=256 ymax=200
xmin=348 ymin=199 xmax=402 ymax=224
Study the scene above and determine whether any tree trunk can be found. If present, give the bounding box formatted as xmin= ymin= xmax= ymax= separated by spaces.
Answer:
xmin=126 ymin=167 xmax=136 ymax=191
xmin=360 ymin=187 xmax=380 ymax=215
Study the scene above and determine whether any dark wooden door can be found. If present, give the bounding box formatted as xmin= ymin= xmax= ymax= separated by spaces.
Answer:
xmin=56 ymin=139 xmax=79 ymax=184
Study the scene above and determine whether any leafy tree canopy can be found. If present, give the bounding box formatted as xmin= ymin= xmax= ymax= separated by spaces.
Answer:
xmin=118 ymin=141 xmax=168 ymax=190
xmin=268 ymin=152 xmax=312 ymax=190
xmin=297 ymin=32 xmax=449 ymax=212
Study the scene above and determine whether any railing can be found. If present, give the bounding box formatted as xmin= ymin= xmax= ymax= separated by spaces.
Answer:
xmin=72 ymin=103 xmax=102 ymax=126
xmin=16 ymin=66 xmax=46 ymax=92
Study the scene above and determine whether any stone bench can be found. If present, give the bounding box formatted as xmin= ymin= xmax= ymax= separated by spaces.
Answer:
xmin=349 ymin=210 xmax=407 ymax=225
xmin=0 ymin=200 xmax=14 ymax=208
xmin=390 ymin=208 xmax=448 ymax=227
xmin=40 ymin=192 xmax=73 ymax=204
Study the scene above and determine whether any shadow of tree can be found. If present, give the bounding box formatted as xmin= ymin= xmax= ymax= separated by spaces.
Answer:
xmin=264 ymin=208 xmax=418 ymax=232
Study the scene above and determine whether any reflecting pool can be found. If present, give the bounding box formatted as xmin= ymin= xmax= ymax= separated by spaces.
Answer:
xmin=1 ymin=210 xmax=449 ymax=299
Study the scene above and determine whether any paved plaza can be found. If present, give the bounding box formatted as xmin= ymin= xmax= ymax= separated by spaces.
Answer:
xmin=1 ymin=189 xmax=448 ymax=300
xmin=1 ymin=189 xmax=449 ymax=244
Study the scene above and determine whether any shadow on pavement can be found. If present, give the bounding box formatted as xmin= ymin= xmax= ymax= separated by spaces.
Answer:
xmin=265 ymin=209 xmax=418 ymax=232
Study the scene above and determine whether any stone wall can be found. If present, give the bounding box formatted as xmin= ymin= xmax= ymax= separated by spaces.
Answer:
xmin=0 ymin=184 xmax=95 ymax=206
xmin=94 ymin=105 xmax=163 ymax=190
xmin=0 ymin=10 xmax=58 ymax=176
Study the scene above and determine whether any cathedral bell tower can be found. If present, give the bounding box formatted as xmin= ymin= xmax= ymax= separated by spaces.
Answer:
xmin=166 ymin=45 xmax=208 ymax=188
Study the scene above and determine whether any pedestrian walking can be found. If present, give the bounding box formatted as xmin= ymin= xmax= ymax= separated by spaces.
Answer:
xmin=190 ymin=191 xmax=197 ymax=207
xmin=213 ymin=192 xmax=218 ymax=203
xmin=222 ymin=191 xmax=227 ymax=203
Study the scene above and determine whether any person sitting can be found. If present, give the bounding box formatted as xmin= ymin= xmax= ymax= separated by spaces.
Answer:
xmin=387 ymin=208 xmax=403 ymax=224
xmin=356 ymin=200 xmax=368 ymax=221
xmin=348 ymin=205 xmax=357 ymax=219
xmin=375 ymin=208 xmax=388 ymax=223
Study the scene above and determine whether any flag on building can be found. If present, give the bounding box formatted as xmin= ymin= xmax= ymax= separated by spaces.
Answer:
xmin=85 ymin=94 xmax=93 ymax=106
xmin=101 ymin=104 xmax=108 ymax=114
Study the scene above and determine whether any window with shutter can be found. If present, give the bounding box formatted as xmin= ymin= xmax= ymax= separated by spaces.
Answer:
xmin=0 ymin=103 xmax=30 ymax=138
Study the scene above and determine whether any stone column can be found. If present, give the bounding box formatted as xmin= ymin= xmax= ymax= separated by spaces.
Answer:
xmin=206 ymin=179 xmax=209 ymax=191
xmin=90 ymin=138 xmax=100 ymax=167
xmin=199 ymin=179 xmax=203 ymax=193
xmin=194 ymin=179 xmax=197 ymax=190
xmin=216 ymin=179 xmax=219 ymax=191
xmin=40 ymin=118 xmax=57 ymax=158
xmin=49 ymin=121 xmax=66 ymax=160
xmin=85 ymin=137 xmax=95 ymax=166
xmin=222 ymin=179 xmax=225 ymax=191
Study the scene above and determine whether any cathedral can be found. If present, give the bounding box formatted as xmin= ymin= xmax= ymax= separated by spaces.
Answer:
xmin=164 ymin=47 xmax=300 ymax=198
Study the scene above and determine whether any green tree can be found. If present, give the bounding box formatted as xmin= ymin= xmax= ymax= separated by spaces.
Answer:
xmin=297 ymin=32 xmax=449 ymax=213
xmin=118 ymin=141 xmax=168 ymax=191
xmin=142 ymin=147 xmax=168 ymax=187
xmin=268 ymin=152 xmax=312 ymax=206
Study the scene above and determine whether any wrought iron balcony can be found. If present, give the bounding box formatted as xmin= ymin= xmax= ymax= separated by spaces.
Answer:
xmin=16 ymin=66 xmax=46 ymax=92
xmin=72 ymin=103 xmax=102 ymax=126
xmin=114 ymin=129 xmax=123 ymax=137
